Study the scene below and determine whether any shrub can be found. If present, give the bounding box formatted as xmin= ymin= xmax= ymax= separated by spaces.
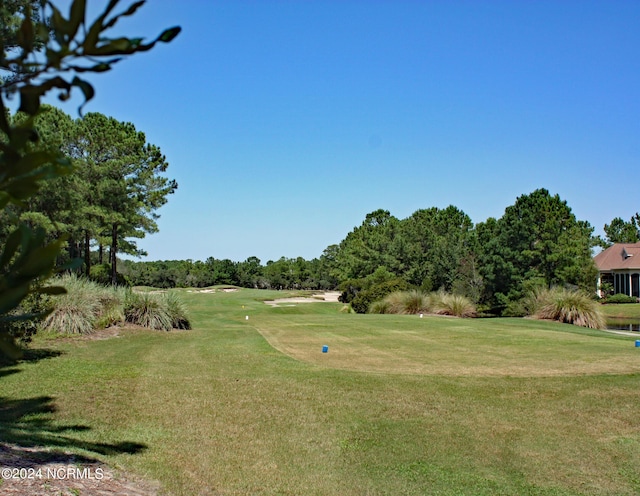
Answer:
xmin=369 ymin=300 xmax=391 ymax=314
xmin=351 ymin=279 xmax=410 ymax=314
xmin=383 ymin=291 xmax=410 ymax=314
xmin=605 ymin=294 xmax=638 ymax=304
xmin=166 ymin=291 xmax=192 ymax=329
xmin=401 ymin=290 xmax=430 ymax=314
xmin=0 ymin=292 xmax=52 ymax=343
xmin=368 ymin=290 xmax=475 ymax=317
xmin=124 ymin=291 xmax=173 ymax=331
xmin=532 ymin=288 xmax=605 ymax=329
xmin=42 ymin=275 xmax=107 ymax=334
xmin=431 ymin=292 xmax=477 ymax=318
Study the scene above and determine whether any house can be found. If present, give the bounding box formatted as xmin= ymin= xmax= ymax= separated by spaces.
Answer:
xmin=593 ymin=242 xmax=640 ymax=298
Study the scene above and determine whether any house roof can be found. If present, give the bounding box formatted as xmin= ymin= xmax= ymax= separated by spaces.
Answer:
xmin=594 ymin=242 xmax=640 ymax=271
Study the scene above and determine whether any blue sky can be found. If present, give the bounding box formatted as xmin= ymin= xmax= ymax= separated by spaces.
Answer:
xmin=52 ymin=0 xmax=640 ymax=263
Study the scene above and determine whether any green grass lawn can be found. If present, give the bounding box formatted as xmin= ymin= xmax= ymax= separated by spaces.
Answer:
xmin=2 ymin=288 xmax=640 ymax=495
xmin=600 ymin=302 xmax=640 ymax=320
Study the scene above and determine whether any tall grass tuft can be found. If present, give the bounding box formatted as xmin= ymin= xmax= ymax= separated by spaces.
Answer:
xmin=124 ymin=291 xmax=173 ymax=331
xmin=166 ymin=291 xmax=192 ymax=329
xmin=532 ymin=288 xmax=605 ymax=329
xmin=402 ymin=290 xmax=430 ymax=314
xmin=369 ymin=300 xmax=391 ymax=314
xmin=369 ymin=290 xmax=475 ymax=317
xmin=385 ymin=291 xmax=411 ymax=314
xmin=42 ymin=274 xmax=111 ymax=334
xmin=431 ymin=292 xmax=477 ymax=318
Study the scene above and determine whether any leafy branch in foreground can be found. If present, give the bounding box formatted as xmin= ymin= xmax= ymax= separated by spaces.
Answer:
xmin=0 ymin=0 xmax=180 ymax=359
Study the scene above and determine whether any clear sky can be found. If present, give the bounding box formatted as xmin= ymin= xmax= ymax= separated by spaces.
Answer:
xmin=51 ymin=0 xmax=640 ymax=263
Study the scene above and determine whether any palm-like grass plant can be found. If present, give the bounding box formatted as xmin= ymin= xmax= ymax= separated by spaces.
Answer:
xmin=369 ymin=290 xmax=475 ymax=318
xmin=42 ymin=275 xmax=111 ymax=334
xmin=532 ymin=288 xmax=605 ymax=329
xmin=431 ymin=292 xmax=477 ymax=318
xmin=166 ymin=291 xmax=192 ymax=329
xmin=41 ymin=276 xmax=192 ymax=334
xmin=124 ymin=291 xmax=173 ymax=331
xmin=402 ymin=290 xmax=430 ymax=314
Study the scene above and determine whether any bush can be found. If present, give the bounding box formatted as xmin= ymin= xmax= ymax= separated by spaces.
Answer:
xmin=38 ymin=276 xmax=191 ymax=334
xmin=402 ymin=290 xmax=430 ymax=314
xmin=351 ymin=279 xmax=410 ymax=314
xmin=605 ymin=294 xmax=638 ymax=304
xmin=89 ymin=264 xmax=130 ymax=286
xmin=124 ymin=290 xmax=192 ymax=331
xmin=532 ymin=288 xmax=605 ymax=329
xmin=431 ymin=292 xmax=477 ymax=318
xmin=124 ymin=291 xmax=173 ymax=331
xmin=42 ymin=275 xmax=108 ymax=334
xmin=0 ymin=292 xmax=52 ymax=343
xmin=368 ymin=290 xmax=476 ymax=318
xmin=166 ymin=291 xmax=192 ymax=329
xmin=369 ymin=290 xmax=430 ymax=315
xmin=369 ymin=300 xmax=391 ymax=314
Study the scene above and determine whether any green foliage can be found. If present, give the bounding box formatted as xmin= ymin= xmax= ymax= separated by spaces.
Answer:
xmin=603 ymin=215 xmax=640 ymax=245
xmin=476 ymin=189 xmax=598 ymax=310
xmin=42 ymin=274 xmax=106 ymax=334
xmin=368 ymin=290 xmax=476 ymax=317
xmin=431 ymin=292 xmax=477 ymax=318
xmin=0 ymin=0 xmax=180 ymax=358
xmin=530 ymin=287 xmax=605 ymax=329
xmin=119 ymin=256 xmax=334 ymax=291
xmin=351 ymin=278 xmax=409 ymax=314
xmin=165 ymin=291 xmax=191 ymax=330
xmin=124 ymin=291 xmax=172 ymax=331
xmin=604 ymin=293 xmax=638 ymax=304
xmin=0 ymin=289 xmax=51 ymax=343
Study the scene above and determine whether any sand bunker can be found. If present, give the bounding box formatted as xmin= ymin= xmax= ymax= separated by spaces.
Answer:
xmin=264 ymin=291 xmax=341 ymax=306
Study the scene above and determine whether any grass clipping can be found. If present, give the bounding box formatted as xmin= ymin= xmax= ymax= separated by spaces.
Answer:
xmin=528 ymin=288 xmax=605 ymax=329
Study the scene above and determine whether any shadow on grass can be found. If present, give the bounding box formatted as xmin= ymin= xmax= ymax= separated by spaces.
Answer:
xmin=0 ymin=347 xmax=64 ymax=369
xmin=0 ymin=395 xmax=147 ymax=468
xmin=0 ymin=349 xmax=148 ymax=468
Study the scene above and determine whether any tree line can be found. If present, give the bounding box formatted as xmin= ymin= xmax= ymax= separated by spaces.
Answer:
xmin=2 ymin=100 xmax=632 ymax=315
xmin=120 ymin=188 xmax=637 ymax=315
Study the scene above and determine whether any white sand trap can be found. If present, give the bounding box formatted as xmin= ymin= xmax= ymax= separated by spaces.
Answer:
xmin=265 ymin=291 xmax=341 ymax=306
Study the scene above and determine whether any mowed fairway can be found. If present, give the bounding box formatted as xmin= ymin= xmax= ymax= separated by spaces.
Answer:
xmin=1 ymin=288 xmax=640 ymax=495
xmin=256 ymin=305 xmax=640 ymax=377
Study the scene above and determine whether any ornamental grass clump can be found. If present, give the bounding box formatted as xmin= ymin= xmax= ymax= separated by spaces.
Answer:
xmin=532 ymin=288 xmax=605 ymax=329
xmin=385 ymin=291 xmax=411 ymax=314
xmin=369 ymin=300 xmax=392 ymax=314
xmin=42 ymin=274 xmax=110 ymax=334
xmin=401 ymin=290 xmax=431 ymax=314
xmin=124 ymin=291 xmax=173 ymax=331
xmin=166 ymin=291 xmax=192 ymax=330
xmin=431 ymin=292 xmax=477 ymax=318
xmin=369 ymin=290 xmax=475 ymax=317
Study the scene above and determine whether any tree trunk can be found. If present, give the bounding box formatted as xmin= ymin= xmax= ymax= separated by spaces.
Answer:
xmin=99 ymin=244 xmax=103 ymax=264
xmin=110 ymin=223 xmax=118 ymax=285
xmin=84 ymin=231 xmax=91 ymax=277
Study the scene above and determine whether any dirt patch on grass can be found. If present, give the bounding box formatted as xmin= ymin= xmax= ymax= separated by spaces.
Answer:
xmin=0 ymin=443 xmax=159 ymax=495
